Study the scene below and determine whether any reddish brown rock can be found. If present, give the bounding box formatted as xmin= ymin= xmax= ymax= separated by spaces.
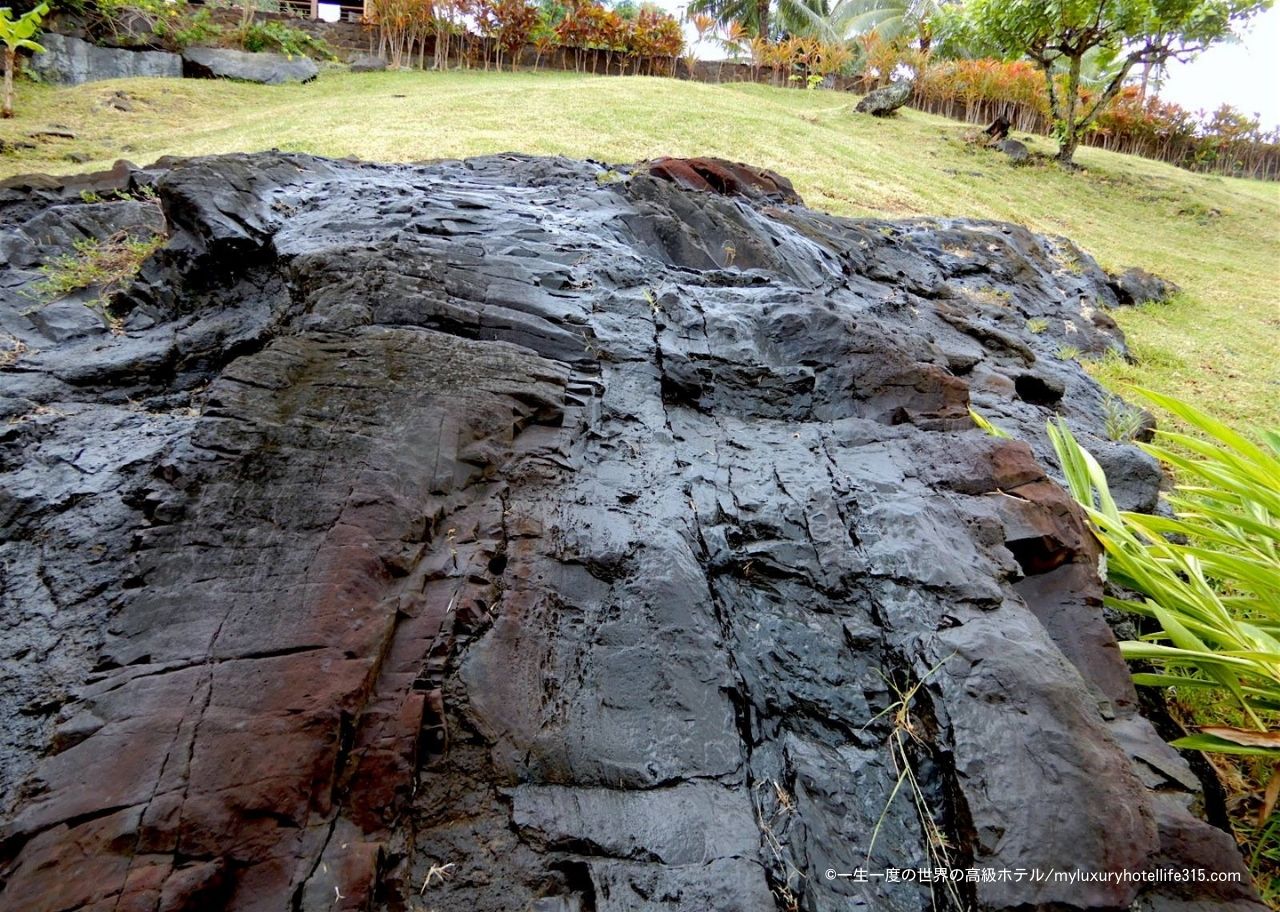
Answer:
xmin=646 ymin=156 xmax=803 ymax=204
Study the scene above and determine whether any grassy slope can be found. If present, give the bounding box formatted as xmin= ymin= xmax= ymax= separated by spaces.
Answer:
xmin=3 ymin=68 xmax=1278 ymax=428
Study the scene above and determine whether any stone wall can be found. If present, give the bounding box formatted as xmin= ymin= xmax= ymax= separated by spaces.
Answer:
xmin=29 ymin=32 xmax=182 ymax=85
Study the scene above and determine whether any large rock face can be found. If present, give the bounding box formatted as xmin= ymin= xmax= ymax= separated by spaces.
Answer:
xmin=0 ymin=153 xmax=1263 ymax=912
xmin=28 ymin=33 xmax=183 ymax=85
xmin=182 ymin=46 xmax=319 ymax=85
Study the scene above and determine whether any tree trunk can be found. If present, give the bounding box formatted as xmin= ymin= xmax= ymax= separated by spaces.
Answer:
xmin=3 ymin=48 xmax=12 ymax=119
xmin=756 ymin=0 xmax=769 ymax=39
xmin=1056 ymin=53 xmax=1083 ymax=164
xmin=1057 ymin=132 xmax=1079 ymax=163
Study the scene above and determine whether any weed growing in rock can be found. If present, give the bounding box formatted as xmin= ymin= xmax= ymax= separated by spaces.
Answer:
xmin=35 ymin=231 xmax=164 ymax=304
xmin=753 ymin=778 xmax=803 ymax=911
xmin=966 ymin=285 xmax=1011 ymax=306
xmin=1055 ymin=249 xmax=1085 ymax=275
xmin=0 ymin=331 xmax=25 ymax=366
xmin=1102 ymin=394 xmax=1146 ymax=441
xmin=1025 ymin=317 xmax=1049 ymax=334
xmin=864 ymin=658 xmax=966 ymax=911
xmin=1056 ymin=344 xmax=1082 ymax=361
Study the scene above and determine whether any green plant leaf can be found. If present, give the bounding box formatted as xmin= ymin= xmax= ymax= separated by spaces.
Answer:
xmin=1171 ymin=733 xmax=1280 ymax=758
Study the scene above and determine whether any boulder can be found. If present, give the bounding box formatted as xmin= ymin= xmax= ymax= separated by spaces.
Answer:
xmin=1108 ymin=265 xmax=1181 ymax=306
xmin=181 ymin=46 xmax=319 ymax=85
xmin=28 ymin=33 xmax=182 ymax=86
xmin=0 ymin=153 xmax=1264 ymax=912
xmin=854 ymin=79 xmax=913 ymax=116
xmin=996 ymin=138 xmax=1030 ymax=162
xmin=349 ymin=52 xmax=388 ymax=72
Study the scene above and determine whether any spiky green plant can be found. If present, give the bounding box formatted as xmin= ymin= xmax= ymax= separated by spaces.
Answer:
xmin=1047 ymin=389 xmax=1280 ymax=765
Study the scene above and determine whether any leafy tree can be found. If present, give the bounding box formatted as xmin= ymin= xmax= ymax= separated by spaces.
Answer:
xmin=0 ymin=1 xmax=47 ymax=119
xmin=949 ymin=0 xmax=1274 ymax=163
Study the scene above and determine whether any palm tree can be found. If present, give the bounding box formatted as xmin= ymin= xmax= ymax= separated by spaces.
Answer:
xmin=784 ymin=0 xmax=946 ymax=49
xmin=686 ymin=0 xmax=774 ymax=39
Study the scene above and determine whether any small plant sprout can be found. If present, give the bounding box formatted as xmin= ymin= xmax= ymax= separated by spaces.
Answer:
xmin=1057 ymin=344 xmax=1082 ymax=361
xmin=969 ymin=408 xmax=1012 ymax=439
xmin=0 ymin=1 xmax=49 ymax=118
xmin=1101 ymin=394 xmax=1146 ymax=442
xmin=1026 ymin=317 xmax=1050 ymax=334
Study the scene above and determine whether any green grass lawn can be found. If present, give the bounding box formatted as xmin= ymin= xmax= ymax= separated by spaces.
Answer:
xmin=4 ymin=68 xmax=1278 ymax=430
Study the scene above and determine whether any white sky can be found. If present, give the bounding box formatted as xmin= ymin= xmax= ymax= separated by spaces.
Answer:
xmin=1159 ymin=8 xmax=1280 ymax=130
xmin=657 ymin=1 xmax=1280 ymax=130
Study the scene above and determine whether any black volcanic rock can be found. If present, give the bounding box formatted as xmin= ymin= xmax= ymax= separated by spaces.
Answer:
xmin=855 ymin=80 xmax=913 ymax=116
xmin=1108 ymin=265 xmax=1181 ymax=307
xmin=0 ymin=153 xmax=1263 ymax=912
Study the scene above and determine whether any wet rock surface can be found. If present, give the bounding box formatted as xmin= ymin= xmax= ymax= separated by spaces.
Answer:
xmin=0 ymin=152 xmax=1261 ymax=911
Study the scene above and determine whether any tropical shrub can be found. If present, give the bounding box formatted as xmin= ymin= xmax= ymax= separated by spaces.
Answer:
xmin=235 ymin=19 xmax=334 ymax=58
xmin=1047 ymin=390 xmax=1280 ymax=765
